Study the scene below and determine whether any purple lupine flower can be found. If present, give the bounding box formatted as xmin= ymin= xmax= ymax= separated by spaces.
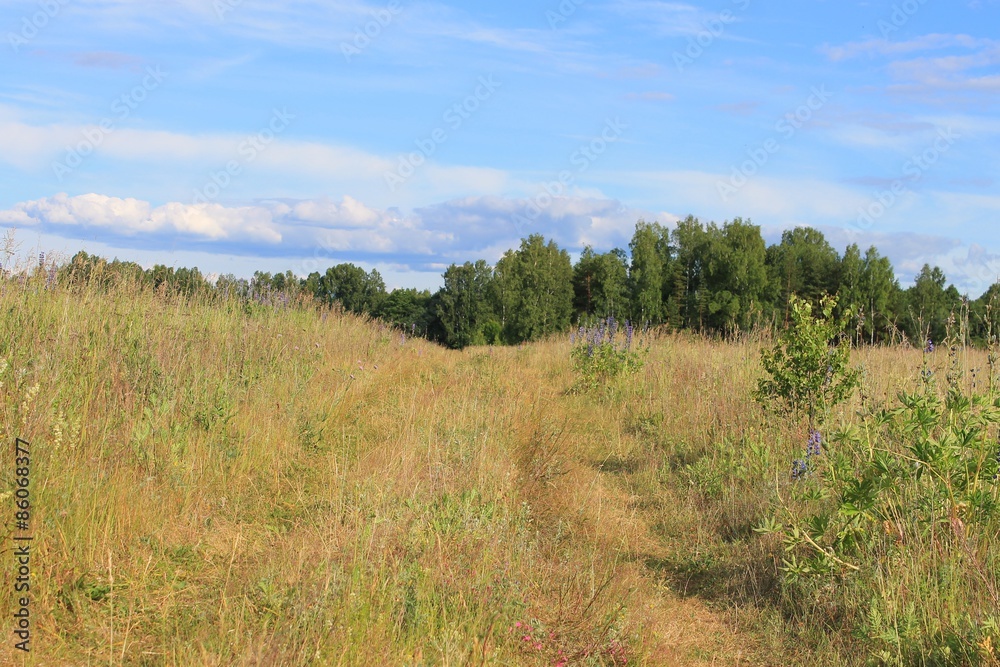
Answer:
xmin=925 ymin=339 xmax=935 ymax=354
xmin=808 ymin=429 xmax=822 ymax=457
xmin=791 ymin=459 xmax=808 ymax=481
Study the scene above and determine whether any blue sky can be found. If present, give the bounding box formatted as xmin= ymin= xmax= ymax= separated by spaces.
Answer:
xmin=2 ymin=0 xmax=999 ymax=294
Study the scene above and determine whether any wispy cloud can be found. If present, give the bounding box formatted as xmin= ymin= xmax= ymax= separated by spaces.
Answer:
xmin=821 ymin=34 xmax=1000 ymax=95
xmin=72 ymin=51 xmax=144 ymax=70
xmin=820 ymin=34 xmax=990 ymax=62
xmin=610 ymin=0 xmax=719 ymax=37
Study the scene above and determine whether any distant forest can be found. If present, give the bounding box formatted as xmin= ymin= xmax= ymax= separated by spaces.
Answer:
xmin=58 ymin=217 xmax=1000 ymax=349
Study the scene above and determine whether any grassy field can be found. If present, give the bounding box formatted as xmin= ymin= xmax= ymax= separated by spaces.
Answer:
xmin=1 ymin=273 xmax=998 ymax=665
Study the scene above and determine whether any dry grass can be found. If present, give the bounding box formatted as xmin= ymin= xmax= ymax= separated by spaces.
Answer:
xmin=2 ymin=273 xmax=990 ymax=665
xmin=0 ymin=276 xmax=769 ymax=666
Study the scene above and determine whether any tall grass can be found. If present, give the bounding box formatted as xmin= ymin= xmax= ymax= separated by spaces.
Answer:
xmin=2 ymin=266 xmax=995 ymax=665
xmin=0 ymin=271 xmax=763 ymax=665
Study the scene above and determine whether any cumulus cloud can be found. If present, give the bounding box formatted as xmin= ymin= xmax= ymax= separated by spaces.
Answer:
xmin=0 ymin=192 xmax=670 ymax=263
xmin=4 ymin=187 xmax=998 ymax=296
xmin=0 ymin=193 xmax=282 ymax=243
xmin=815 ymin=226 xmax=1000 ymax=296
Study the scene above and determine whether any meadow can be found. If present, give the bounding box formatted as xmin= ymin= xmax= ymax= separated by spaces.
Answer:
xmin=1 ymin=270 xmax=998 ymax=666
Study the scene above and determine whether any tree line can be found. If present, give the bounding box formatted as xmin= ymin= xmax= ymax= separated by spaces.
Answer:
xmin=59 ymin=217 xmax=1000 ymax=349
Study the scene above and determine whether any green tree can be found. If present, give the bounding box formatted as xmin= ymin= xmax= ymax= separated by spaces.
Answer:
xmin=970 ymin=281 xmax=1000 ymax=346
xmin=573 ymin=246 xmax=629 ymax=320
xmin=629 ymin=220 xmax=668 ymax=324
xmin=837 ymin=245 xmax=901 ymax=344
xmin=669 ymin=216 xmax=708 ymax=329
xmin=905 ymin=265 xmax=961 ymax=345
xmin=377 ymin=288 xmax=433 ymax=334
xmin=701 ymin=217 xmax=768 ymax=333
xmin=766 ymin=227 xmax=840 ymax=323
xmin=494 ymin=235 xmax=573 ymax=343
xmin=433 ymin=260 xmax=495 ymax=348
xmin=316 ymin=263 xmax=386 ymax=315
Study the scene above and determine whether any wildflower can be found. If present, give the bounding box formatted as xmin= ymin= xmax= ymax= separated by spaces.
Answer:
xmin=808 ymin=429 xmax=822 ymax=456
xmin=925 ymin=339 xmax=935 ymax=353
xmin=791 ymin=458 xmax=808 ymax=480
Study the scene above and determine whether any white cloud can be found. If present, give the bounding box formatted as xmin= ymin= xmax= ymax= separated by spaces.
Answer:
xmin=821 ymin=34 xmax=1000 ymax=95
xmin=0 ymin=193 xmax=282 ymax=242
xmin=0 ymin=192 xmax=672 ymax=263
xmin=821 ymin=34 xmax=990 ymax=62
xmin=0 ymin=114 xmax=516 ymax=210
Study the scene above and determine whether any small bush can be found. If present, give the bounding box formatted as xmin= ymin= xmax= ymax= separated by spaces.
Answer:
xmin=754 ymin=294 xmax=859 ymax=427
xmin=759 ymin=353 xmax=1000 ymax=664
xmin=570 ymin=317 xmax=645 ymax=392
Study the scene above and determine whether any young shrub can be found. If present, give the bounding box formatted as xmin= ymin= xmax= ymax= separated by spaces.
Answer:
xmin=754 ymin=294 xmax=860 ymax=427
xmin=760 ymin=380 xmax=1000 ymax=664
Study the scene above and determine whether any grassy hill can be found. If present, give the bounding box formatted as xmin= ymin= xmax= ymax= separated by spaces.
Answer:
xmin=1 ymin=273 xmax=998 ymax=665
